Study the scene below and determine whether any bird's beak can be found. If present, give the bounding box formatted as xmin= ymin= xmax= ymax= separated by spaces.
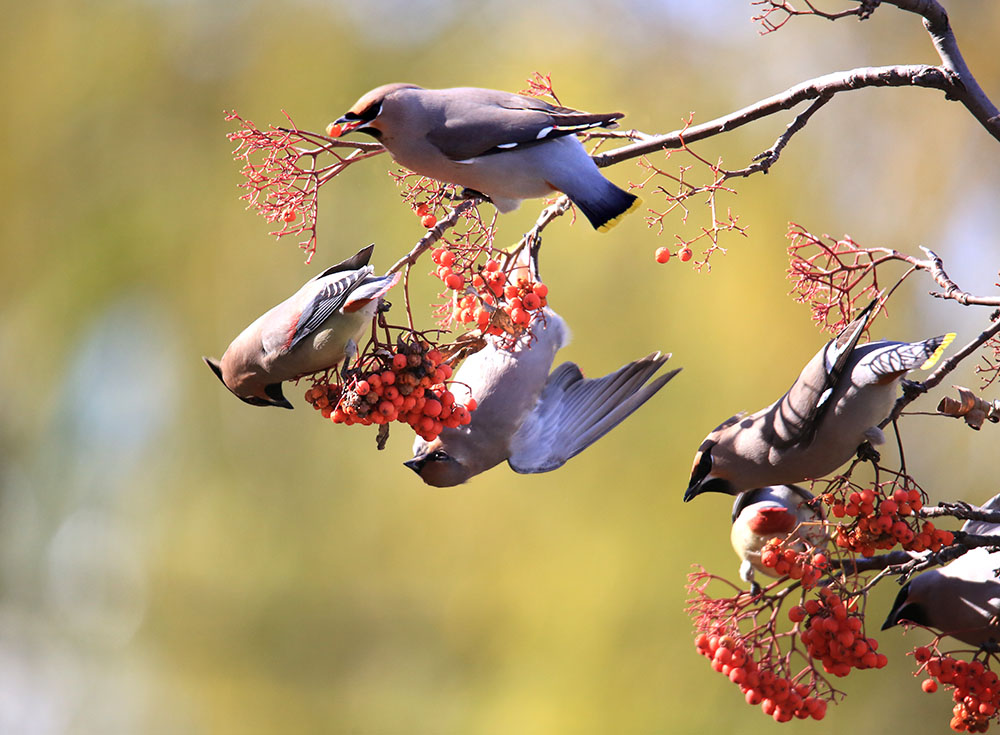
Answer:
xmin=403 ymin=457 xmax=426 ymax=475
xmin=333 ymin=116 xmax=367 ymax=135
xmin=683 ymin=484 xmax=702 ymax=503
xmin=683 ymin=476 xmax=734 ymax=502
xmin=264 ymin=382 xmax=293 ymax=410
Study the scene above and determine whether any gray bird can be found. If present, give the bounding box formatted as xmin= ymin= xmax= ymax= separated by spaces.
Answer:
xmin=882 ymin=493 xmax=1000 ymax=647
xmin=685 ymin=302 xmax=955 ymax=501
xmin=404 ymin=307 xmax=679 ymax=486
xmin=730 ymin=485 xmax=827 ymax=587
xmin=204 ymin=245 xmax=399 ymax=408
xmin=333 ymin=84 xmax=641 ymax=231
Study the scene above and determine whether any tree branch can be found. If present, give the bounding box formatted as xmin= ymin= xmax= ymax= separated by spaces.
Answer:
xmin=387 ymin=199 xmax=480 ymax=275
xmin=920 ymin=247 xmax=1000 ymax=306
xmin=594 ymin=64 xmax=954 ymax=168
xmin=883 ymin=0 xmax=1000 ymax=139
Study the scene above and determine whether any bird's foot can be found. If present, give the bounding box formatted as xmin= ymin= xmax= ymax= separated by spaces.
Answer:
xmin=901 ymin=379 xmax=926 ymax=401
xmin=978 ymin=638 xmax=1000 ymax=654
xmin=856 ymin=440 xmax=881 ymax=464
xmin=460 ymin=187 xmax=492 ymax=203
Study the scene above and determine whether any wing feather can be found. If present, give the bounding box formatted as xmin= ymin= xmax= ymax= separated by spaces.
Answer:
xmin=508 ymin=352 xmax=679 ymax=474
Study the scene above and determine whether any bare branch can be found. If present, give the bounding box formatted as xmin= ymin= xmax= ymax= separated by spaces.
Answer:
xmin=723 ymin=94 xmax=833 ymax=178
xmin=884 ymin=0 xmax=1000 ymax=139
xmin=387 ymin=199 xmax=480 ymax=275
xmin=921 ymin=247 xmax=1000 ymax=306
xmin=594 ymin=65 xmax=953 ymax=168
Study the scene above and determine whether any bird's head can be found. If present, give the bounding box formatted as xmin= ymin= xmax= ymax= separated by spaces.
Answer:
xmin=747 ymin=506 xmax=798 ymax=535
xmin=203 ymin=356 xmax=293 ymax=410
xmin=404 ymin=438 xmax=471 ymax=488
xmin=334 ymin=83 xmax=422 ymax=139
xmin=684 ymin=438 xmax=738 ymax=501
xmin=881 ymin=581 xmax=927 ymax=631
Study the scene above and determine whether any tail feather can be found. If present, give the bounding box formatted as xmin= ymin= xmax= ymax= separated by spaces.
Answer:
xmin=569 ymin=179 xmax=642 ymax=232
xmin=920 ymin=332 xmax=956 ymax=371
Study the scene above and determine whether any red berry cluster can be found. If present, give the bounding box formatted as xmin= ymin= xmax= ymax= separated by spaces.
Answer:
xmin=432 ymin=250 xmax=549 ymax=334
xmin=759 ymin=540 xmax=827 ymax=588
xmin=304 ymin=342 xmax=476 ymax=441
xmin=790 ymin=588 xmax=887 ymax=678
xmin=654 ymin=245 xmax=693 ymax=264
xmin=693 ymin=633 xmax=828 ymax=722
xmin=915 ymin=648 xmax=1000 ymax=733
xmin=414 ymin=201 xmax=438 ymax=229
xmin=825 ymin=486 xmax=954 ymax=556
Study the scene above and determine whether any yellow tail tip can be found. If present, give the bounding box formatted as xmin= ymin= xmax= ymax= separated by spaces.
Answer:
xmin=597 ymin=196 xmax=643 ymax=233
xmin=920 ymin=332 xmax=956 ymax=370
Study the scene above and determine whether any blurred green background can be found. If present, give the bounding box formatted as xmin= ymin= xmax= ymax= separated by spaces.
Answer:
xmin=2 ymin=1 xmax=999 ymax=733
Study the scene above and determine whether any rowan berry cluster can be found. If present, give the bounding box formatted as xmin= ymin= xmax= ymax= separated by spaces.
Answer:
xmin=431 ymin=248 xmax=549 ymax=333
xmin=759 ymin=540 xmax=827 ymax=588
xmin=914 ymin=648 xmax=1000 ymax=733
xmin=304 ymin=341 xmax=476 ymax=441
xmin=789 ymin=587 xmax=887 ymax=677
xmin=693 ymin=633 xmax=829 ymax=722
xmin=654 ymin=245 xmax=693 ymax=264
xmin=824 ymin=486 xmax=954 ymax=556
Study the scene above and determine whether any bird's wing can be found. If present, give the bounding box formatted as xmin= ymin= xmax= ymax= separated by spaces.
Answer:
xmin=507 ymin=352 xmax=679 ymax=474
xmin=859 ymin=333 xmax=955 ymax=382
xmin=426 ymin=91 xmax=623 ymax=161
xmin=285 ymin=266 xmax=373 ymax=351
xmin=811 ymin=301 xmax=877 ymax=421
xmin=773 ymin=300 xmax=877 ymax=448
xmin=306 ymin=244 xmax=374 ymax=282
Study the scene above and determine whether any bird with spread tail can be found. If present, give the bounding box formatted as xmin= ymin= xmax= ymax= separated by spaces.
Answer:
xmin=204 ymin=244 xmax=399 ymax=409
xmin=405 ymin=305 xmax=679 ymax=486
xmin=685 ymin=302 xmax=955 ymax=501
xmin=332 ymin=84 xmax=642 ymax=231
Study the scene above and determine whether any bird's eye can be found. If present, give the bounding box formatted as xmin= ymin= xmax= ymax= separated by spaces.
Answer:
xmin=429 ymin=450 xmax=449 ymax=462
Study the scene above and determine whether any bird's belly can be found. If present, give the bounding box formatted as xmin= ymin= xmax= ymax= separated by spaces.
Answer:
xmin=282 ymin=309 xmax=371 ymax=377
xmin=389 ymin=146 xmax=558 ymax=203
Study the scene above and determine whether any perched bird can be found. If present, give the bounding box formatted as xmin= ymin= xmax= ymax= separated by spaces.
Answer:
xmin=333 ymin=84 xmax=641 ymax=231
xmin=685 ymin=302 xmax=955 ymax=501
xmin=405 ymin=308 xmax=679 ymax=486
xmin=204 ymin=244 xmax=399 ymax=408
xmin=881 ymin=493 xmax=1000 ymax=647
xmin=730 ymin=485 xmax=827 ymax=589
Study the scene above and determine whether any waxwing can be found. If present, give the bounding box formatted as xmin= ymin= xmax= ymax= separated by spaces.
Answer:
xmin=204 ymin=244 xmax=399 ymax=408
xmin=404 ymin=306 xmax=679 ymax=486
xmin=333 ymin=84 xmax=641 ymax=231
xmin=685 ymin=302 xmax=955 ymax=501
xmin=881 ymin=493 xmax=1000 ymax=647
xmin=730 ymin=485 xmax=827 ymax=589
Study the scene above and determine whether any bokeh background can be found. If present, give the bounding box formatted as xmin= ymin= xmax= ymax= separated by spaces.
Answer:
xmin=2 ymin=1 xmax=999 ymax=733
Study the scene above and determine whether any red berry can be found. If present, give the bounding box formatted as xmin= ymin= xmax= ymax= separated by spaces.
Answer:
xmin=679 ymin=247 xmax=693 ymax=262
xmin=282 ymin=208 xmax=297 ymax=223
xmin=655 ymin=246 xmax=670 ymax=264
xmin=445 ymin=273 xmax=464 ymax=290
xmin=325 ymin=122 xmax=343 ymax=138
xmin=922 ymin=678 xmax=938 ymax=693
xmin=421 ymin=214 xmax=438 ymax=228
xmin=415 ymin=202 xmax=430 ymax=217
